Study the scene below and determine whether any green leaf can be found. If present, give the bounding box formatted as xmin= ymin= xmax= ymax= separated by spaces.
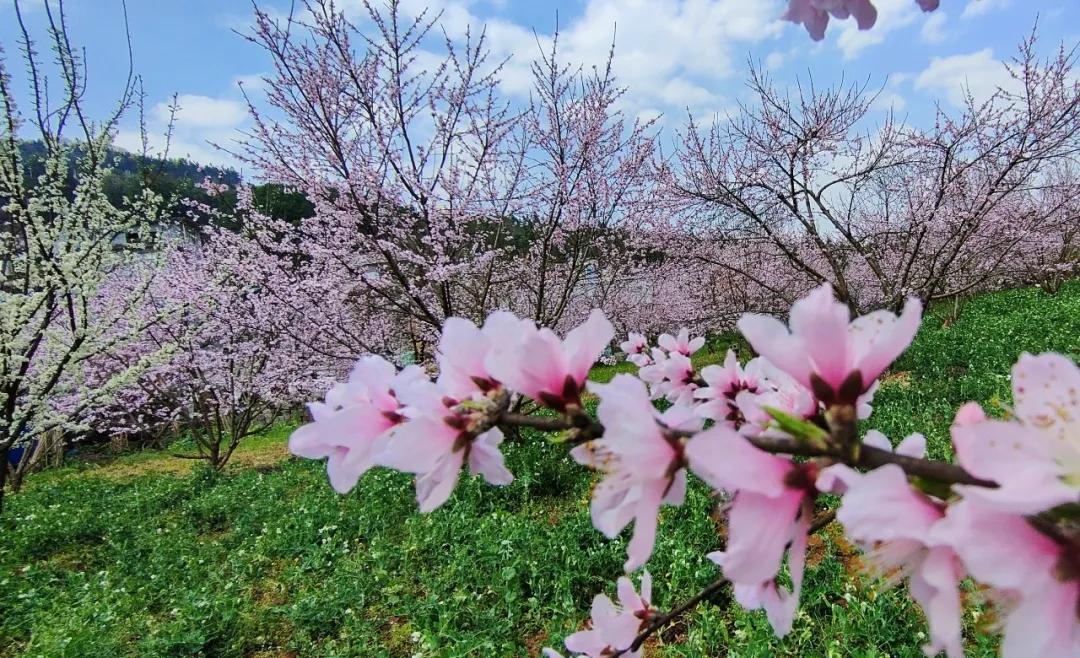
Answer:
xmin=762 ymin=406 xmax=830 ymax=447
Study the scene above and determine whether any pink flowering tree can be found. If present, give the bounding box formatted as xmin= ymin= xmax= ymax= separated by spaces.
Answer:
xmin=229 ymin=0 xmax=665 ymax=356
xmin=291 ymin=284 xmax=1079 ymax=656
xmin=80 ymin=242 xmax=330 ymax=470
xmin=667 ymin=30 xmax=1080 ymax=316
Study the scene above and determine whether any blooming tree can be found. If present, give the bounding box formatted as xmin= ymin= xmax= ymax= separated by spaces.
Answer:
xmin=667 ymin=31 xmax=1080 ymax=316
xmin=0 ymin=2 xmax=172 ymax=503
xmin=80 ymin=242 xmax=330 ymax=470
xmin=291 ymin=284 xmax=1079 ymax=657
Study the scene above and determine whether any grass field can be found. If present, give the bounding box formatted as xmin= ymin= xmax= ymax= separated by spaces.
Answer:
xmin=3 ymin=283 xmax=1079 ymax=657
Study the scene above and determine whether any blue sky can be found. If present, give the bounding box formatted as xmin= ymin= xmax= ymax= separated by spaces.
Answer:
xmin=1 ymin=0 xmax=1076 ymax=173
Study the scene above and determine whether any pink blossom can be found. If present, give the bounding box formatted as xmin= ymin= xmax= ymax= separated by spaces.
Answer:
xmin=621 ymin=332 xmax=654 ymax=367
xmin=376 ymin=379 xmax=512 ymax=512
xmin=657 ymin=327 xmax=705 ymax=357
xmin=572 ymin=375 xmax=702 ymax=571
xmin=950 ymin=352 xmax=1080 ymax=514
xmin=620 ymin=332 xmax=649 ymax=360
xmin=684 ymin=425 xmax=815 ymax=636
xmin=289 ymin=356 xmax=421 ymax=493
xmin=638 ymin=351 xmax=698 ymax=405
xmin=783 ymin=1 xmax=938 ymax=41
xmin=930 ymin=501 xmax=1079 ymax=658
xmin=561 ymin=572 xmax=654 ymax=658
xmin=694 ymin=350 xmax=763 ymax=428
xmin=783 ymin=0 xmax=877 ymax=41
xmin=486 ymin=309 xmax=614 ymax=410
xmin=436 ymin=311 xmax=531 ymax=401
xmin=737 ymin=284 xmax=922 ymax=405
xmin=819 ymin=454 xmax=962 ymax=658
xmin=732 ymin=360 xmax=818 ymax=438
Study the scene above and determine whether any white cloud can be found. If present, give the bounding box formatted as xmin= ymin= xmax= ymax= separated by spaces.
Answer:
xmin=113 ymin=128 xmax=240 ymax=169
xmin=920 ymin=11 xmax=948 ymax=44
xmin=872 ymin=89 xmax=907 ymax=112
xmin=232 ymin=73 xmax=267 ymax=92
xmin=835 ymin=0 xmax=919 ymax=60
xmin=961 ymin=0 xmax=1010 ymax=20
xmin=395 ymin=0 xmax=783 ymax=120
xmin=153 ymin=94 xmax=247 ymax=129
xmin=765 ymin=51 xmax=785 ymax=70
xmin=914 ymin=48 xmax=1017 ymax=107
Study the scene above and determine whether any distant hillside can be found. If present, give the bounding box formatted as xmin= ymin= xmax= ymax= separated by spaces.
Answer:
xmin=16 ymin=141 xmax=314 ymax=234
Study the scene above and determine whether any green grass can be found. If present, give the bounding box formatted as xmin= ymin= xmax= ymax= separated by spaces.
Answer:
xmin=3 ymin=282 xmax=1080 ymax=657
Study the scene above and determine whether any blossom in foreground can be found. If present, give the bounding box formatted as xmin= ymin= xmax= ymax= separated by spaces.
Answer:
xmin=783 ymin=0 xmax=938 ymax=41
xmin=550 ymin=572 xmax=654 ymax=658
xmin=377 ymin=379 xmax=512 ymax=512
xmin=573 ymin=375 xmax=702 ymax=570
xmin=289 ymin=356 xmax=423 ymax=493
xmin=737 ymin=284 xmax=921 ymax=405
xmin=930 ymin=500 xmax=1080 ymax=658
xmin=950 ymin=352 xmax=1080 ymax=514
xmin=436 ymin=312 xmax=531 ymax=400
xmin=685 ymin=425 xmax=815 ymax=636
xmin=818 ymin=448 xmax=962 ymax=658
xmin=486 ymin=309 xmax=614 ymax=410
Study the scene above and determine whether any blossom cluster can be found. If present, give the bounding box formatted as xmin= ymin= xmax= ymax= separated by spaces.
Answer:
xmin=292 ymin=285 xmax=1079 ymax=657
xmin=783 ymin=0 xmax=939 ymax=40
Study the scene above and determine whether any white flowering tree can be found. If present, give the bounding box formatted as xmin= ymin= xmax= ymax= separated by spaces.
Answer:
xmin=0 ymin=1 xmax=168 ymax=502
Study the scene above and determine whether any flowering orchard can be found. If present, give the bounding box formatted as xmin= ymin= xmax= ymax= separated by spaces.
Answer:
xmin=291 ymin=285 xmax=1079 ymax=657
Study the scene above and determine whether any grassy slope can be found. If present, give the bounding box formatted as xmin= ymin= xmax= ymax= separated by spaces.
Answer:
xmin=2 ymin=283 xmax=1079 ymax=657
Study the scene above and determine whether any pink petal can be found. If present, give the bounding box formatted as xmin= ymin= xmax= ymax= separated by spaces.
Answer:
xmin=930 ymin=501 xmax=1060 ymax=592
xmin=835 ymin=464 xmax=942 ymax=543
xmin=790 ymin=284 xmax=852 ymax=391
xmin=1000 ymin=578 xmax=1080 ymax=658
xmin=516 ymin=329 xmax=571 ymax=399
xmin=468 ymin=428 xmax=513 ymax=485
xmin=853 ymin=296 xmax=922 ymax=385
xmin=685 ymin=426 xmax=792 ymax=497
xmin=326 ymin=446 xmax=373 ymax=494
xmin=952 ymin=420 xmax=1076 ymax=514
xmin=639 ymin=571 xmax=652 ymax=607
xmin=895 ymin=433 xmax=927 ymax=459
xmin=909 ymin=547 xmax=964 ymax=658
xmin=847 ymin=0 xmax=877 ymax=30
xmin=624 ymin=480 xmax=666 ymax=571
xmin=564 ymin=310 xmax=615 ymax=385
xmin=862 ymin=429 xmax=892 ymax=452
xmin=737 ymin=313 xmax=812 ymax=389
xmin=764 ymin=514 xmax=808 ymax=637
xmin=657 ymin=332 xmax=678 ymax=353
xmin=953 ymin=401 xmax=986 ymax=426
xmin=415 ymin=449 xmax=464 ymax=512
xmin=377 ymin=417 xmax=455 ymax=473
xmin=1012 ymin=352 xmax=1080 ymax=450
xmin=710 ymin=488 xmax=803 ymax=585
xmin=662 ymin=469 xmax=687 ymax=505
xmin=436 ymin=317 xmax=487 ymax=399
